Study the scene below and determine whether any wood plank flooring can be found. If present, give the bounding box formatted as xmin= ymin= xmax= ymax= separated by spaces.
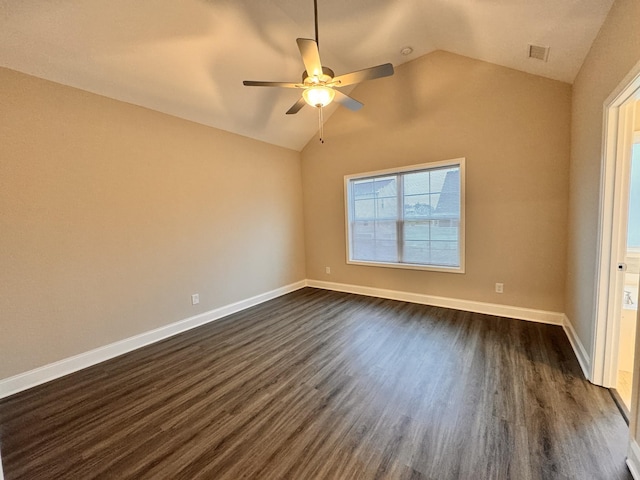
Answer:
xmin=0 ymin=288 xmax=633 ymax=479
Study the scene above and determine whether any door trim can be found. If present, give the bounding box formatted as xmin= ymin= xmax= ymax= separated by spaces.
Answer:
xmin=593 ymin=60 xmax=640 ymax=386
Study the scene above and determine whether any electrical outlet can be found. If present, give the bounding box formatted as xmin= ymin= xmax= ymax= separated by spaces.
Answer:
xmin=191 ymin=293 xmax=199 ymax=305
xmin=325 ymin=266 xmax=331 ymax=274
xmin=495 ymin=283 xmax=504 ymax=294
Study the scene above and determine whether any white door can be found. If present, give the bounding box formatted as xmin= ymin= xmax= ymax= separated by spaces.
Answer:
xmin=613 ymin=127 xmax=640 ymax=411
xmin=593 ymin=76 xmax=640 ymax=392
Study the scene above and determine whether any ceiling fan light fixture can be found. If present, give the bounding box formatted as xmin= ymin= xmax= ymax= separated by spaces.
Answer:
xmin=242 ymin=0 xmax=394 ymax=144
xmin=303 ymin=85 xmax=335 ymax=107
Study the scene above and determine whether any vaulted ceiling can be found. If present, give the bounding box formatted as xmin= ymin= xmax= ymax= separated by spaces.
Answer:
xmin=0 ymin=0 xmax=614 ymax=151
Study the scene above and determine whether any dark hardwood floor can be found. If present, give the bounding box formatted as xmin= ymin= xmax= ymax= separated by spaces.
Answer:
xmin=0 ymin=288 xmax=633 ymax=479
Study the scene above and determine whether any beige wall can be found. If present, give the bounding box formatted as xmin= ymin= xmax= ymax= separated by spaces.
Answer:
xmin=301 ymin=51 xmax=571 ymax=312
xmin=566 ymin=0 xmax=640 ymax=368
xmin=0 ymin=67 xmax=306 ymax=380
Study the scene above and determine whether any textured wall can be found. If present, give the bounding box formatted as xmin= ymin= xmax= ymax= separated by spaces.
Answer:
xmin=565 ymin=0 xmax=640 ymax=367
xmin=0 ymin=68 xmax=306 ymax=379
xmin=301 ymin=51 xmax=571 ymax=313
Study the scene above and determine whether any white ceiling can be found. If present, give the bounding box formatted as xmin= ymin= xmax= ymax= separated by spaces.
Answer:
xmin=0 ymin=0 xmax=614 ymax=151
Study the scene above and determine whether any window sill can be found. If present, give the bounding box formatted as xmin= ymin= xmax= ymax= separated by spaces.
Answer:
xmin=347 ymin=259 xmax=465 ymax=274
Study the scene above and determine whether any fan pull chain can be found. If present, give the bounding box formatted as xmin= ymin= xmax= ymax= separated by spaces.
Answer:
xmin=318 ymin=105 xmax=325 ymax=144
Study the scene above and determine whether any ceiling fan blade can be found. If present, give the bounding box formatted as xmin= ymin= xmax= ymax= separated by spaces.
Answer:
xmin=296 ymin=38 xmax=323 ymax=79
xmin=332 ymin=63 xmax=394 ymax=87
xmin=286 ymin=97 xmax=307 ymax=115
xmin=243 ymin=81 xmax=302 ymax=88
xmin=334 ymin=90 xmax=363 ymax=111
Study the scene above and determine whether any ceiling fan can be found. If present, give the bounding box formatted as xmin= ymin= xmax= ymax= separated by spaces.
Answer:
xmin=242 ymin=0 xmax=394 ymax=142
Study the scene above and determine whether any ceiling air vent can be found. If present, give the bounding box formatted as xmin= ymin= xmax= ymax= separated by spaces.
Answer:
xmin=528 ymin=44 xmax=550 ymax=62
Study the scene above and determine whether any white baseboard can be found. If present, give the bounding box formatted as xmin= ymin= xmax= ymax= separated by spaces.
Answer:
xmin=562 ymin=314 xmax=592 ymax=380
xmin=0 ymin=279 xmax=586 ymax=401
xmin=0 ymin=280 xmax=306 ymax=399
xmin=628 ymin=438 xmax=640 ymax=480
xmin=306 ymin=280 xmax=565 ymax=325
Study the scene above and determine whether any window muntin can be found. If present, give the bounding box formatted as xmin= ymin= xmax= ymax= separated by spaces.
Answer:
xmin=345 ymin=159 xmax=465 ymax=272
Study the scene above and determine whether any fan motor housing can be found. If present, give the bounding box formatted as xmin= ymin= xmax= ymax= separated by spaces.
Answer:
xmin=302 ymin=66 xmax=335 ymax=84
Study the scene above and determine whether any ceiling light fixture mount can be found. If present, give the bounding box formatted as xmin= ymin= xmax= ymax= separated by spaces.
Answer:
xmin=400 ymin=46 xmax=413 ymax=56
xmin=242 ymin=0 xmax=395 ymax=144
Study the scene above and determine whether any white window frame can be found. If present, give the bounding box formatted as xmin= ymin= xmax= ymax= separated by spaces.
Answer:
xmin=344 ymin=158 xmax=465 ymax=273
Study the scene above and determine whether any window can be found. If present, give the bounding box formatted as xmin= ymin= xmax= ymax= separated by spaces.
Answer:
xmin=344 ymin=159 xmax=465 ymax=272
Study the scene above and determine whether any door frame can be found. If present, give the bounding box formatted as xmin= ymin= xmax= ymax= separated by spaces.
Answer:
xmin=593 ymin=61 xmax=640 ymax=387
